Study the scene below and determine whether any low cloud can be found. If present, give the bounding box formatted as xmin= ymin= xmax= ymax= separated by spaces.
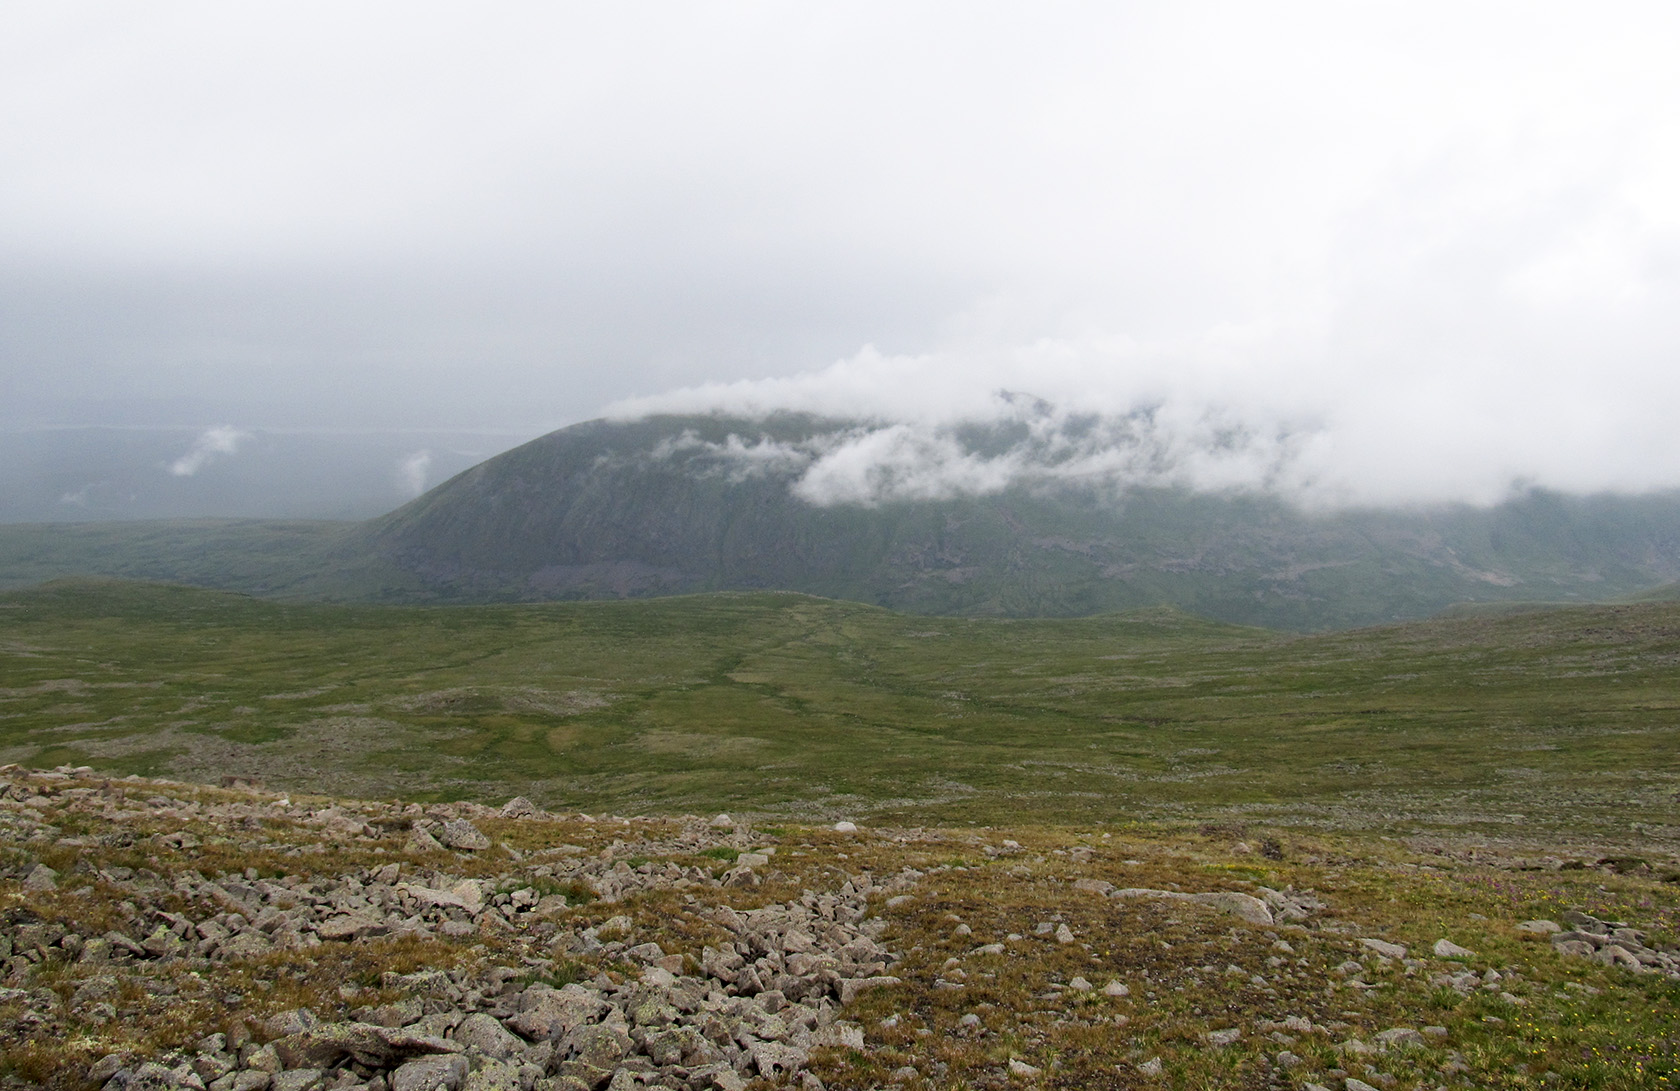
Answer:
xmin=398 ymin=450 xmax=432 ymax=497
xmin=167 ymin=426 xmax=250 ymax=477
xmin=607 ymin=247 xmax=1680 ymax=512
xmin=635 ymin=388 xmax=1313 ymax=508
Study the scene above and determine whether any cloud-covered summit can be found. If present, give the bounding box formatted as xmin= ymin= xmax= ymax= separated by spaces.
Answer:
xmin=636 ymin=388 xmax=1310 ymax=509
xmin=606 ymin=297 xmax=1680 ymax=509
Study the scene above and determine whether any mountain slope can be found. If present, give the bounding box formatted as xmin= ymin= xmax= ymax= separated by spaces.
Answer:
xmin=357 ymin=413 xmax=1680 ymax=628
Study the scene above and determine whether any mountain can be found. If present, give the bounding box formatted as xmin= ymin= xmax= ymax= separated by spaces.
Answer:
xmin=352 ymin=413 xmax=1680 ymax=629
xmin=4 ymin=412 xmax=1679 ymax=628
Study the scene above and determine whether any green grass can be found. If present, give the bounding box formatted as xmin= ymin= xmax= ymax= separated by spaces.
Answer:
xmin=2 ymin=577 xmax=1678 ymax=843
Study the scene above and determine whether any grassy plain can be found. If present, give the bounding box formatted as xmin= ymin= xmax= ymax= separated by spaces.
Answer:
xmin=2 ymin=579 xmax=1678 ymax=849
xmin=3 ymin=580 xmax=1680 ymax=1089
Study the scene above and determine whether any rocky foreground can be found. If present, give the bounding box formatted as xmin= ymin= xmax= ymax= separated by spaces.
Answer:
xmin=0 ymin=767 xmax=1676 ymax=1090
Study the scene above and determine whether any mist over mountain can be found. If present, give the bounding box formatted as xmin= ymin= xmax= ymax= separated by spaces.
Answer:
xmin=353 ymin=412 xmax=1680 ymax=629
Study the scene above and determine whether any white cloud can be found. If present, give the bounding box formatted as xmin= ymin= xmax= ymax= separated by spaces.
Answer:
xmin=398 ymin=449 xmax=432 ymax=496
xmin=167 ymin=426 xmax=249 ymax=477
xmin=2 ymin=1 xmax=1679 ymax=503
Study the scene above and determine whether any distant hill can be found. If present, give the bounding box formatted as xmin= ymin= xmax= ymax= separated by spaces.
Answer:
xmin=356 ymin=413 xmax=1680 ymax=629
xmin=6 ymin=412 xmax=1680 ymax=629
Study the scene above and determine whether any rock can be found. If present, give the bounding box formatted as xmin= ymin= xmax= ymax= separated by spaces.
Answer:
xmin=1346 ymin=1080 xmax=1381 ymax=1091
xmin=1360 ymin=938 xmax=1408 ymax=960
xmin=1054 ymin=924 xmax=1075 ymax=944
xmin=1102 ymin=980 xmax=1129 ymax=997
xmin=1112 ymin=887 xmax=1276 ymax=924
xmin=1204 ymin=1028 xmax=1240 ymax=1046
xmin=750 ymin=1041 xmax=809 ymax=1079
xmin=461 ymin=1062 xmax=523 ymax=1091
xmin=1375 ymin=1027 xmax=1425 ymax=1048
xmin=1596 ymin=944 xmax=1644 ymax=970
xmin=269 ymin=1073 xmax=324 ymax=1091
xmin=500 ymin=796 xmax=538 ymax=817
xmin=839 ymin=976 xmax=902 ymax=1003
xmin=1190 ymin=891 xmax=1273 ymax=925
xmin=709 ymin=814 xmax=734 ymax=827
xmin=510 ymin=985 xmax=609 ymax=1040
xmin=692 ymin=1068 xmax=748 ymax=1091
xmin=361 ymin=999 xmax=424 ymax=1028
xmin=644 ymin=1025 xmax=716 ymax=1067
xmin=737 ymin=852 xmax=770 ymax=868
xmin=1072 ymin=878 xmax=1114 ymax=896
xmin=1138 ymin=1058 xmax=1163 ymax=1077
xmin=438 ymin=819 xmax=491 ymax=851
xmin=812 ymin=1022 xmax=865 ymax=1049
xmin=317 ymin=912 xmax=387 ymax=941
xmin=88 ymin=1055 xmax=127 ymax=1084
xmin=452 ymin=1013 xmax=525 ymax=1059
xmin=141 ymin=924 xmax=186 ymax=958
xmin=1068 ymin=976 xmax=1092 ymax=991
xmin=449 ymin=879 xmax=485 ymax=913
xmin=1433 ymin=938 xmax=1475 ymax=959
xmin=404 ymin=884 xmax=471 ymax=911
xmin=1517 ymin=919 xmax=1562 ymax=936
xmin=272 ymin=1023 xmax=459 ymax=1070
xmin=390 ymin=1055 xmax=470 ymax=1091
xmin=246 ymin=1045 xmax=282 ymax=1074
xmin=564 ymin=1023 xmax=632 ymax=1069
xmin=555 ymin=1062 xmax=613 ymax=1091
xmin=22 ymin=863 xmax=58 ymax=892
xmin=409 ymin=826 xmax=446 ymax=853
xmin=1007 ymin=1058 xmax=1041 ymax=1077
xmin=1553 ymin=939 xmax=1596 ymax=958
xmin=264 ymin=1009 xmax=320 ymax=1038
xmin=833 ymin=821 xmax=858 ymax=833
xmin=626 ymin=988 xmax=679 ymax=1027
xmin=1256 ymin=886 xmax=1321 ymax=921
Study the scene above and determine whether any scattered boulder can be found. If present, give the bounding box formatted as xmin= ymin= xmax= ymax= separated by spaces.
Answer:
xmin=437 ymin=819 xmax=491 ymax=851
xmin=391 ymin=1054 xmax=470 ymax=1091
xmin=1360 ymin=938 xmax=1408 ymax=960
xmin=21 ymin=864 xmax=57 ymax=892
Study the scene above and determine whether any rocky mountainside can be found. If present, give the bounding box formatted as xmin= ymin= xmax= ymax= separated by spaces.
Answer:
xmin=4 ymin=765 xmax=1677 ymax=1089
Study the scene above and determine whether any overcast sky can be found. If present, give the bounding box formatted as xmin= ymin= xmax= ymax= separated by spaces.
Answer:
xmin=4 ymin=2 xmax=1679 ymax=508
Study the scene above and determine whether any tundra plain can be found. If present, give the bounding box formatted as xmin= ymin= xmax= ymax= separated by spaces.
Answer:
xmin=0 ymin=580 xmax=1677 ymax=1089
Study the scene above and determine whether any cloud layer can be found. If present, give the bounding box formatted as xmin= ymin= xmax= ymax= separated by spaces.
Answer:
xmin=3 ymin=3 xmax=1679 ymax=511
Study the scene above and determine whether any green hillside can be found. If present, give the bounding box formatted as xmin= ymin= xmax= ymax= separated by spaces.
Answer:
xmin=4 ymin=578 xmax=1677 ymax=843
